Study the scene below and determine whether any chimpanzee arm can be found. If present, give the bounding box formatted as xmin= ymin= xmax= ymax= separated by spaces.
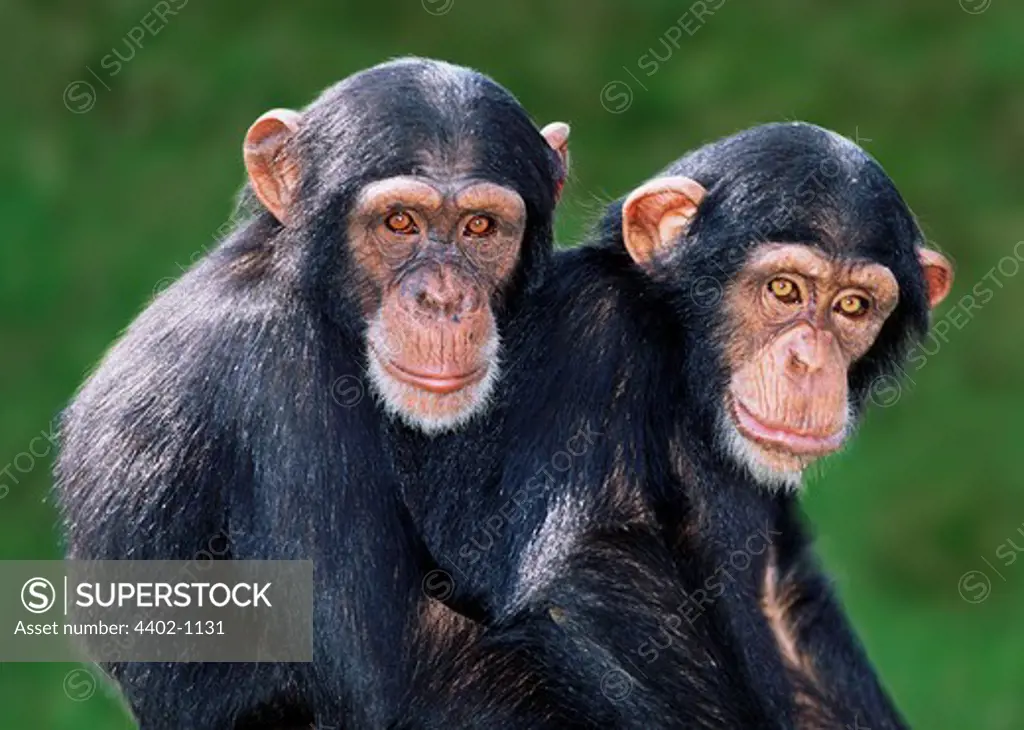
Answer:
xmin=55 ymin=277 xmax=315 ymax=729
xmin=769 ymin=501 xmax=908 ymax=730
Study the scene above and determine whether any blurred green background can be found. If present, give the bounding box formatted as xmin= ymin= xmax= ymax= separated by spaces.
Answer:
xmin=2 ymin=0 xmax=1022 ymax=727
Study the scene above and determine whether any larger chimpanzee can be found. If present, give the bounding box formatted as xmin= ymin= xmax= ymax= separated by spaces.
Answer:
xmin=393 ymin=122 xmax=952 ymax=729
xmin=55 ymin=58 xmax=597 ymax=729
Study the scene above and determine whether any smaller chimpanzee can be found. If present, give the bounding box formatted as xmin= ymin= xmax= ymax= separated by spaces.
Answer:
xmin=609 ymin=123 xmax=951 ymax=728
xmin=394 ymin=122 xmax=952 ymax=728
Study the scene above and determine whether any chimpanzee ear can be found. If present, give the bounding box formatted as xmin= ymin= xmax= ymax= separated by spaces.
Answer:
xmin=621 ymin=176 xmax=707 ymax=268
xmin=541 ymin=122 xmax=570 ymax=173
xmin=918 ymin=247 xmax=954 ymax=309
xmin=541 ymin=122 xmax=570 ymax=200
xmin=243 ymin=109 xmax=302 ymax=224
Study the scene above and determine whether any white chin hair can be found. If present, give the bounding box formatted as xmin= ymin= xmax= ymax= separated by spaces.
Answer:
xmin=717 ymin=412 xmax=804 ymax=492
xmin=367 ymin=355 xmax=499 ymax=435
xmin=364 ymin=317 xmax=502 ymax=435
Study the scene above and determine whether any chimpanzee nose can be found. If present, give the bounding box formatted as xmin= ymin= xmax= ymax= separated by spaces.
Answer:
xmin=402 ymin=269 xmax=481 ymax=319
xmin=782 ymin=325 xmax=830 ymax=377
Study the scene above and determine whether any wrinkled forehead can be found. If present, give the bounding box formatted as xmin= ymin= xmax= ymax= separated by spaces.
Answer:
xmin=355 ymin=176 xmax=527 ymax=220
xmin=741 ymin=242 xmax=900 ymax=296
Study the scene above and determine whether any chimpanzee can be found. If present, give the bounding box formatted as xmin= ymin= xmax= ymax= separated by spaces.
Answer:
xmin=55 ymin=57 xmax=586 ymax=729
xmin=392 ymin=122 xmax=952 ymax=728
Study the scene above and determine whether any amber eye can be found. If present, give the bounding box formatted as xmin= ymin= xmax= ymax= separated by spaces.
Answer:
xmin=768 ymin=277 xmax=801 ymax=304
xmin=836 ymin=294 xmax=870 ymax=318
xmin=385 ymin=211 xmax=417 ymax=234
xmin=465 ymin=215 xmax=496 ymax=237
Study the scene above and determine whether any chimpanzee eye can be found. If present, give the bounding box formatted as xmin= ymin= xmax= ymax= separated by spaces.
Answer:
xmin=835 ymin=294 xmax=870 ymax=318
xmin=767 ymin=277 xmax=801 ymax=304
xmin=464 ymin=215 xmax=496 ymax=237
xmin=385 ymin=211 xmax=418 ymax=235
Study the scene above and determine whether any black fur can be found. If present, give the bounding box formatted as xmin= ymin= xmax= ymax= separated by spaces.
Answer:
xmin=396 ymin=123 xmax=922 ymax=729
xmin=55 ymin=58 xmax=568 ymax=729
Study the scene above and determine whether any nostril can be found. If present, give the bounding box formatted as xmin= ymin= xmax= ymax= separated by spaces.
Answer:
xmin=787 ymin=351 xmax=808 ymax=375
xmin=444 ymin=295 xmax=466 ymax=317
xmin=416 ymin=290 xmax=432 ymax=309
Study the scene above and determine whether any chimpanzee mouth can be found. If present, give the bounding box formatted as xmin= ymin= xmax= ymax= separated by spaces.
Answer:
xmin=381 ymin=358 xmax=486 ymax=395
xmin=730 ymin=398 xmax=846 ymax=457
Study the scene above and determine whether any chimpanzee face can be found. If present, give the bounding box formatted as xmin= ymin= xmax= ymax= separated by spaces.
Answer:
xmin=716 ymin=243 xmax=901 ymax=486
xmin=241 ymin=101 xmax=568 ymax=434
xmin=621 ymin=167 xmax=953 ymax=490
xmin=348 ymin=174 xmax=527 ymax=433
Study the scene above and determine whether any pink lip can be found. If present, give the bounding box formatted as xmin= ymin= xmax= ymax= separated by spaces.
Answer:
xmin=382 ymin=359 xmax=484 ymax=395
xmin=731 ymin=398 xmax=846 ymax=456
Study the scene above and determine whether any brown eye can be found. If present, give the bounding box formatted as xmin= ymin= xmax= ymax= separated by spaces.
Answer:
xmin=768 ymin=277 xmax=801 ymax=304
xmin=836 ymin=294 xmax=870 ymax=318
xmin=385 ymin=211 xmax=417 ymax=234
xmin=465 ymin=215 xmax=495 ymax=237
